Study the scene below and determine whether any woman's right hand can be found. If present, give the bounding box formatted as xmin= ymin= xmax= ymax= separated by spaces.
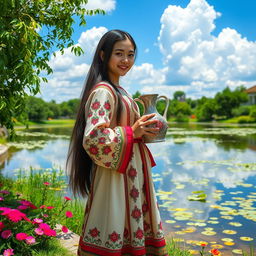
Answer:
xmin=132 ymin=113 xmax=159 ymax=139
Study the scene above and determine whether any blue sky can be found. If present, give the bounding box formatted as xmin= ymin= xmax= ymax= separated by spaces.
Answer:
xmin=40 ymin=0 xmax=256 ymax=102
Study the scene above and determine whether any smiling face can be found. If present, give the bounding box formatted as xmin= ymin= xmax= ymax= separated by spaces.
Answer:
xmin=107 ymin=38 xmax=135 ymax=85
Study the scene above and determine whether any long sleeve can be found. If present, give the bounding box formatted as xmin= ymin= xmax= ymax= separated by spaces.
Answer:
xmin=83 ymin=85 xmax=133 ymax=174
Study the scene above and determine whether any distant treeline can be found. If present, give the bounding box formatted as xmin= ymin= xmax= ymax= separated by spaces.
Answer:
xmin=20 ymin=86 xmax=256 ymax=123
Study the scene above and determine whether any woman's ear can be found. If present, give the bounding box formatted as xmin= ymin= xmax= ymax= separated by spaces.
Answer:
xmin=100 ymin=50 xmax=104 ymax=61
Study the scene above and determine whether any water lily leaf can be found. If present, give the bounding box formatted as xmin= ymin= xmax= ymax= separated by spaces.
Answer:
xmin=240 ymin=237 xmax=254 ymax=241
xmin=211 ymin=244 xmax=224 ymax=249
xmin=221 ymin=238 xmax=234 ymax=242
xmin=201 ymin=230 xmax=216 ymax=236
xmin=165 ymin=220 xmax=176 ymax=224
xmin=232 ymin=249 xmax=243 ymax=254
xmin=222 ymin=230 xmax=237 ymax=235
xmin=228 ymin=222 xmax=242 ymax=227
xmin=224 ymin=242 xmax=235 ymax=246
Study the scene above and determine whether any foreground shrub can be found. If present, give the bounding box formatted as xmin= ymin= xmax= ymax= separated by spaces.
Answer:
xmin=0 ymin=182 xmax=73 ymax=255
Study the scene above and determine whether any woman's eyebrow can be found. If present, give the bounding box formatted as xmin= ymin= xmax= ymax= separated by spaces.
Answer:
xmin=114 ymin=48 xmax=134 ymax=53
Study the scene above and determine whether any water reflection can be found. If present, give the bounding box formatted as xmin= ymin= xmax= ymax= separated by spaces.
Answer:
xmin=0 ymin=124 xmax=256 ymax=254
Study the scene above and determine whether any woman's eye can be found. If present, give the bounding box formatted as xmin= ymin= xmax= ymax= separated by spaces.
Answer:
xmin=116 ymin=52 xmax=122 ymax=56
xmin=129 ymin=54 xmax=135 ymax=58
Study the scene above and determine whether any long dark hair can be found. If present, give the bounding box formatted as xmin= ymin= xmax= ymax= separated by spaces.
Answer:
xmin=67 ymin=29 xmax=137 ymax=197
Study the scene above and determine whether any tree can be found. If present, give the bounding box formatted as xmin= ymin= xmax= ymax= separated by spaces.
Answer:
xmin=173 ymin=91 xmax=186 ymax=101
xmin=25 ymin=96 xmax=49 ymax=121
xmin=0 ymin=0 xmax=104 ymax=132
xmin=215 ymin=86 xmax=248 ymax=118
xmin=196 ymin=99 xmax=217 ymax=121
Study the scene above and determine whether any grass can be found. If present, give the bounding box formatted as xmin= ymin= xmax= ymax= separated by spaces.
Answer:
xmin=14 ymin=119 xmax=75 ymax=128
xmin=36 ymin=239 xmax=75 ymax=256
xmin=166 ymin=239 xmax=192 ymax=256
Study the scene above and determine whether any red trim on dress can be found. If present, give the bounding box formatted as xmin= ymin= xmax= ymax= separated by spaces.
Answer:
xmin=117 ymin=126 xmax=134 ymax=174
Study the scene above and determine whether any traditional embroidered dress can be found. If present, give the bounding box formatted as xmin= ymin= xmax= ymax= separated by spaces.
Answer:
xmin=78 ymin=82 xmax=167 ymax=256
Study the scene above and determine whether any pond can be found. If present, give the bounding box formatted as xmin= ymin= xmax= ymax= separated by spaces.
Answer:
xmin=1 ymin=123 xmax=256 ymax=255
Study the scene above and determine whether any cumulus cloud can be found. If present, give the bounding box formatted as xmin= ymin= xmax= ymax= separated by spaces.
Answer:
xmin=40 ymin=27 xmax=108 ymax=102
xmin=157 ymin=0 xmax=256 ymax=97
xmin=83 ymin=0 xmax=116 ymax=12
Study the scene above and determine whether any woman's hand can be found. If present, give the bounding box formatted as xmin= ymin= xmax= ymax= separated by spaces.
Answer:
xmin=132 ymin=113 xmax=159 ymax=139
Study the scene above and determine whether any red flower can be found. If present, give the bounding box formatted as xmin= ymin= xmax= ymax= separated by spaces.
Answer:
xmin=143 ymin=221 xmax=150 ymax=231
xmin=91 ymin=117 xmax=99 ymax=125
xmin=43 ymin=182 xmax=50 ymax=186
xmin=210 ymin=249 xmax=221 ymax=255
xmin=135 ymin=227 xmax=144 ymax=240
xmin=91 ymin=100 xmax=100 ymax=110
xmin=128 ymin=166 xmax=137 ymax=181
xmin=89 ymin=145 xmax=99 ymax=155
xmin=98 ymin=137 xmax=106 ymax=144
xmin=64 ymin=196 xmax=71 ymax=201
xmin=201 ymin=243 xmax=207 ymax=247
xmin=3 ymin=248 xmax=14 ymax=256
xmin=89 ymin=227 xmax=100 ymax=237
xmin=1 ymin=230 xmax=12 ymax=239
xmin=130 ymin=186 xmax=139 ymax=201
xmin=109 ymin=231 xmax=120 ymax=242
xmin=65 ymin=211 xmax=73 ymax=218
xmin=104 ymin=162 xmax=111 ymax=167
xmin=89 ymin=129 xmax=98 ymax=138
xmin=88 ymin=110 xmax=93 ymax=118
xmin=16 ymin=233 xmax=28 ymax=241
xmin=0 ymin=221 xmax=4 ymax=232
xmin=102 ymin=146 xmax=112 ymax=155
xmin=131 ymin=206 xmax=141 ymax=221
xmin=123 ymin=228 xmax=129 ymax=238
xmin=142 ymin=203 xmax=148 ymax=213
xmin=0 ymin=208 xmax=27 ymax=223
xmin=46 ymin=206 xmax=54 ymax=210
xmin=43 ymin=228 xmax=56 ymax=237
xmin=98 ymin=109 xmax=105 ymax=116
xmin=62 ymin=226 xmax=68 ymax=233
xmin=104 ymin=101 xmax=111 ymax=110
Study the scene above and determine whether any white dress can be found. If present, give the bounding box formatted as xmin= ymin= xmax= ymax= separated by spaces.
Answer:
xmin=78 ymin=82 xmax=167 ymax=256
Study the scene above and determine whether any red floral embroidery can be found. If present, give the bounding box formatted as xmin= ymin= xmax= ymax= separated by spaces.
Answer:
xmin=142 ymin=202 xmax=148 ymax=214
xmin=98 ymin=137 xmax=106 ymax=144
xmin=104 ymin=101 xmax=111 ymax=110
xmin=131 ymin=206 xmax=141 ymax=221
xmin=104 ymin=162 xmax=111 ymax=167
xmin=102 ymin=146 xmax=112 ymax=155
xmin=89 ymin=130 xmax=98 ymax=138
xmin=91 ymin=100 xmax=100 ymax=110
xmin=130 ymin=186 xmax=139 ymax=202
xmin=113 ymin=136 xmax=118 ymax=143
xmin=102 ymin=128 xmax=110 ymax=135
xmin=135 ymin=227 xmax=144 ymax=240
xmin=128 ymin=166 xmax=137 ymax=181
xmin=89 ymin=145 xmax=99 ymax=155
xmin=91 ymin=117 xmax=99 ymax=125
xmin=88 ymin=110 xmax=93 ymax=118
xmin=123 ymin=228 xmax=129 ymax=239
xmin=98 ymin=109 xmax=105 ymax=116
xmin=89 ymin=227 xmax=100 ymax=237
xmin=143 ymin=221 xmax=150 ymax=231
xmin=109 ymin=231 xmax=120 ymax=242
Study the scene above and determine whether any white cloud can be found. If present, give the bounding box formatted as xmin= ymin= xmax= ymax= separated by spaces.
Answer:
xmin=83 ymin=0 xmax=116 ymax=12
xmin=40 ymin=27 xmax=107 ymax=102
xmin=156 ymin=0 xmax=256 ymax=97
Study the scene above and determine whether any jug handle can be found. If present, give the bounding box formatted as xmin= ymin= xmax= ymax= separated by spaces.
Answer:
xmin=134 ymin=98 xmax=145 ymax=115
xmin=157 ymin=95 xmax=169 ymax=119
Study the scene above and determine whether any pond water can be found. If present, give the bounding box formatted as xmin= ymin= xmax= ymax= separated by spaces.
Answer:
xmin=1 ymin=123 xmax=256 ymax=255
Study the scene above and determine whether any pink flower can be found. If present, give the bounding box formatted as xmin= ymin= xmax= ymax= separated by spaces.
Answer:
xmin=46 ymin=206 xmax=54 ymax=210
xmin=40 ymin=205 xmax=46 ymax=209
xmin=33 ymin=218 xmax=43 ymax=224
xmin=3 ymin=248 xmax=14 ymax=256
xmin=43 ymin=228 xmax=56 ymax=237
xmin=0 ymin=196 xmax=4 ymax=201
xmin=43 ymin=182 xmax=50 ymax=186
xmin=0 ymin=221 xmax=4 ymax=231
xmin=25 ymin=236 xmax=36 ymax=245
xmin=39 ymin=223 xmax=50 ymax=230
xmin=64 ymin=196 xmax=71 ymax=201
xmin=1 ymin=208 xmax=27 ymax=222
xmin=65 ymin=211 xmax=73 ymax=218
xmin=19 ymin=200 xmax=37 ymax=209
xmin=0 ymin=190 xmax=10 ymax=194
xmin=1 ymin=229 xmax=12 ymax=239
xmin=16 ymin=232 xmax=28 ymax=240
xmin=62 ymin=226 xmax=68 ymax=233
xmin=35 ymin=228 xmax=44 ymax=235
xmin=17 ymin=205 xmax=28 ymax=210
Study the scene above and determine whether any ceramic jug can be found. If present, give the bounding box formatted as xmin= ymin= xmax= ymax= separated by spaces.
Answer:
xmin=134 ymin=94 xmax=169 ymax=143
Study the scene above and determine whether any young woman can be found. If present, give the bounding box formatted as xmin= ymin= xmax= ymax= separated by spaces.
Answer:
xmin=67 ymin=29 xmax=167 ymax=256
